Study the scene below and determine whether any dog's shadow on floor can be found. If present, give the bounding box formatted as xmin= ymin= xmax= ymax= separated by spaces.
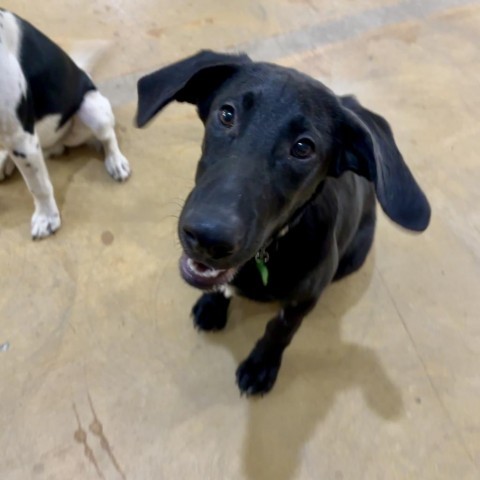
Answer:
xmin=204 ymin=253 xmax=404 ymax=480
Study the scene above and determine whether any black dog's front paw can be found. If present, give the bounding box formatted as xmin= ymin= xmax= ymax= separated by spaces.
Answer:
xmin=236 ymin=349 xmax=282 ymax=396
xmin=192 ymin=292 xmax=230 ymax=331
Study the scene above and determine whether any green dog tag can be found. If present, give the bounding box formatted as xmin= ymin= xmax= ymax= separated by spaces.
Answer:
xmin=256 ymin=258 xmax=269 ymax=286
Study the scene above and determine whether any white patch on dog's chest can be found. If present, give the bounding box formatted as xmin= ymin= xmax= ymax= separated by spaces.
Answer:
xmin=217 ymin=284 xmax=235 ymax=298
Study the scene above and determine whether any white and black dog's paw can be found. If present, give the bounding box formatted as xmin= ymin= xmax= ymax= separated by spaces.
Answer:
xmin=0 ymin=152 xmax=16 ymax=181
xmin=31 ymin=209 xmax=61 ymax=240
xmin=105 ymin=152 xmax=131 ymax=182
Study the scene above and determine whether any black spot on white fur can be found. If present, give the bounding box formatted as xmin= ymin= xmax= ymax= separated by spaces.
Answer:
xmin=12 ymin=150 xmax=27 ymax=159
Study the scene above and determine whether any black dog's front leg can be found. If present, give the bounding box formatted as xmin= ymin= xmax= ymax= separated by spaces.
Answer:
xmin=192 ymin=292 xmax=231 ymax=331
xmin=236 ymin=299 xmax=316 ymax=396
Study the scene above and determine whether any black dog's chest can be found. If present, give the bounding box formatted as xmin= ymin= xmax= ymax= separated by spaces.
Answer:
xmin=231 ymin=226 xmax=331 ymax=302
xmin=231 ymin=259 xmax=280 ymax=302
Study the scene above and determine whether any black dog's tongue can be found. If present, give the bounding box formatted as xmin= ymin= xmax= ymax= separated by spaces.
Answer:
xmin=179 ymin=253 xmax=237 ymax=290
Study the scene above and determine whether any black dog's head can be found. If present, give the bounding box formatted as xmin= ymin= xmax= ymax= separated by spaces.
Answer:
xmin=137 ymin=50 xmax=430 ymax=290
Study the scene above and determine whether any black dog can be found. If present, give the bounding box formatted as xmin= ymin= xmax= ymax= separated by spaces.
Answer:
xmin=136 ymin=50 xmax=430 ymax=396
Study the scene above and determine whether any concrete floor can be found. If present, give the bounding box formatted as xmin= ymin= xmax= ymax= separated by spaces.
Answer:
xmin=1 ymin=0 xmax=480 ymax=479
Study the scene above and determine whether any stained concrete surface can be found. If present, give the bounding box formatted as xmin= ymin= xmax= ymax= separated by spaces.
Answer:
xmin=1 ymin=1 xmax=480 ymax=479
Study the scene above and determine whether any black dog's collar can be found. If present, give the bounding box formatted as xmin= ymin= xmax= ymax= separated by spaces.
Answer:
xmin=254 ymin=181 xmax=326 ymax=285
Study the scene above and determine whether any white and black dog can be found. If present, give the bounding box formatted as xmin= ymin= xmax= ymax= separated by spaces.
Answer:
xmin=0 ymin=9 xmax=131 ymax=239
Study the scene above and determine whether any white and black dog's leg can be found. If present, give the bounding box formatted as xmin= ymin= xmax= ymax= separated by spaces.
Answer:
xmin=69 ymin=90 xmax=131 ymax=181
xmin=0 ymin=150 xmax=15 ymax=180
xmin=7 ymin=128 xmax=61 ymax=239
xmin=0 ymin=12 xmax=60 ymax=239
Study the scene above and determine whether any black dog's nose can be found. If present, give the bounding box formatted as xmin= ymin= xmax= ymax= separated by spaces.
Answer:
xmin=182 ymin=220 xmax=242 ymax=260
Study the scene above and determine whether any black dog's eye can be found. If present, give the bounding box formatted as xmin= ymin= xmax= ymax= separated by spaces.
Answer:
xmin=291 ymin=138 xmax=315 ymax=159
xmin=218 ymin=105 xmax=235 ymax=127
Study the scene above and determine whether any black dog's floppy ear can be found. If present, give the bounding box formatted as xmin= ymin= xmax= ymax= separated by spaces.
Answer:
xmin=136 ymin=50 xmax=252 ymax=127
xmin=335 ymin=95 xmax=431 ymax=232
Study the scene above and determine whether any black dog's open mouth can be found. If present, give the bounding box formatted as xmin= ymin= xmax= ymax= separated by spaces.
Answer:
xmin=179 ymin=253 xmax=238 ymax=290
